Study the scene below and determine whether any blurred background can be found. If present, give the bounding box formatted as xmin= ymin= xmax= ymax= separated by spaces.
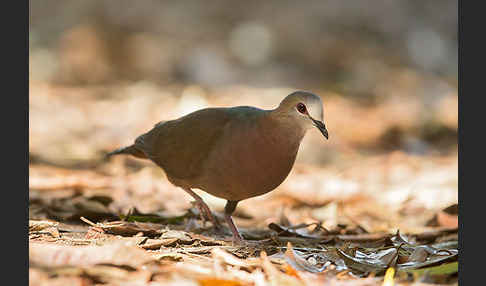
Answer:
xmin=29 ymin=1 xmax=457 ymax=232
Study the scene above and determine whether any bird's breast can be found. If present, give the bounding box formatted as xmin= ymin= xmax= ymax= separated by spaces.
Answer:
xmin=196 ymin=118 xmax=304 ymax=201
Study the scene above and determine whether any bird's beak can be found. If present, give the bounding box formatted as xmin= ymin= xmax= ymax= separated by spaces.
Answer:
xmin=311 ymin=118 xmax=329 ymax=139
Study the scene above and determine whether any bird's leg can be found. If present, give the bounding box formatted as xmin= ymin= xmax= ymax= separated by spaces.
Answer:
xmin=224 ymin=200 xmax=243 ymax=243
xmin=182 ymin=188 xmax=221 ymax=229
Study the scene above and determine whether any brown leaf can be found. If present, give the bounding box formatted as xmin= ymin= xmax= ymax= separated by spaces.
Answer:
xmin=140 ymin=238 xmax=179 ymax=250
xmin=82 ymin=220 xmax=164 ymax=237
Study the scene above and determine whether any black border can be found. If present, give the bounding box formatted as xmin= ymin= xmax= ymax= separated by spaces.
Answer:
xmin=6 ymin=0 xmax=29 ymax=284
xmin=459 ymin=0 xmax=482 ymax=285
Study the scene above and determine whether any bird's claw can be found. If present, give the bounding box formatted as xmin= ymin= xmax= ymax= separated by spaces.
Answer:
xmin=192 ymin=201 xmax=222 ymax=230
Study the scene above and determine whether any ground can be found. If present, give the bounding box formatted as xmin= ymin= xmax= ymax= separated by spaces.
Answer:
xmin=29 ymin=83 xmax=458 ymax=286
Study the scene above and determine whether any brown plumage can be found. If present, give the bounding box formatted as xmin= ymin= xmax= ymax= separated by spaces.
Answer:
xmin=107 ymin=91 xmax=328 ymax=242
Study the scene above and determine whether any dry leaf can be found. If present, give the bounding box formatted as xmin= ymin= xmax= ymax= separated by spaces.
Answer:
xmin=284 ymin=242 xmax=327 ymax=273
xmin=198 ymin=278 xmax=242 ymax=286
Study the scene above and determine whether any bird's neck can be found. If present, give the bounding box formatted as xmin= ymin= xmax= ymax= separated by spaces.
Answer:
xmin=260 ymin=111 xmax=306 ymax=151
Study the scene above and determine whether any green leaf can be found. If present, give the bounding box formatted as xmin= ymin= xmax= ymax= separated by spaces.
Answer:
xmin=400 ymin=261 xmax=458 ymax=276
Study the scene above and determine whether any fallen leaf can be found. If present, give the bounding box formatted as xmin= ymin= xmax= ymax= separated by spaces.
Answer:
xmin=198 ymin=278 xmax=242 ymax=286
xmin=140 ymin=238 xmax=179 ymax=249
xmin=382 ymin=267 xmax=395 ymax=286
xmin=81 ymin=219 xmax=164 ymax=237
xmin=400 ymin=261 xmax=458 ymax=276
xmin=212 ymin=248 xmax=260 ymax=268
xmin=407 ymin=247 xmax=429 ymax=263
xmin=336 ymin=248 xmax=389 ymax=273
xmin=284 ymin=242 xmax=327 ymax=273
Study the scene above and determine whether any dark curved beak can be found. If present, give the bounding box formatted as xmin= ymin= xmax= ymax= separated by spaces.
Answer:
xmin=311 ymin=118 xmax=329 ymax=140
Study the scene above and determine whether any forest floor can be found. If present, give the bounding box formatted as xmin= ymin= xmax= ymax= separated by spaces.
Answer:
xmin=29 ymin=82 xmax=458 ymax=286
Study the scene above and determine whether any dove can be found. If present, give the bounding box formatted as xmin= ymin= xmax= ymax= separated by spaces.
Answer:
xmin=107 ymin=91 xmax=328 ymax=242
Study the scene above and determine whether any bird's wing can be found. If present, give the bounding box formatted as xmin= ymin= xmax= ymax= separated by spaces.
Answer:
xmin=134 ymin=108 xmax=232 ymax=179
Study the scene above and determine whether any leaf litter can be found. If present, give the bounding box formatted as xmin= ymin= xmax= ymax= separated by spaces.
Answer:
xmin=29 ymin=156 xmax=458 ymax=286
xmin=29 ymin=197 xmax=458 ymax=286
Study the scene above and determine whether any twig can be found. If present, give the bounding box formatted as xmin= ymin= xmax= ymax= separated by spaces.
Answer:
xmin=80 ymin=216 xmax=98 ymax=227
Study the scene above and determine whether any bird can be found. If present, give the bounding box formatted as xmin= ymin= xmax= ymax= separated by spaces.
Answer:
xmin=106 ymin=91 xmax=328 ymax=243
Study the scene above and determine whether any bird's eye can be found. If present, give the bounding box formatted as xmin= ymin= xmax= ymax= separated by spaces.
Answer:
xmin=297 ymin=103 xmax=307 ymax=114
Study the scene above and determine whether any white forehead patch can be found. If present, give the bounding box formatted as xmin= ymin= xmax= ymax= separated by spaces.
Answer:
xmin=304 ymin=95 xmax=323 ymax=120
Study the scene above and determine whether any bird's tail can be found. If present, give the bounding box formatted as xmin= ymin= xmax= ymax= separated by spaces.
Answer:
xmin=105 ymin=145 xmax=147 ymax=159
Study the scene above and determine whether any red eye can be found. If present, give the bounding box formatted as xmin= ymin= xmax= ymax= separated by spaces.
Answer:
xmin=297 ymin=103 xmax=307 ymax=114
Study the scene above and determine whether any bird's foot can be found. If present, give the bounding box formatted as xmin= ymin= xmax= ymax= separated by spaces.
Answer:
xmin=226 ymin=232 xmax=265 ymax=247
xmin=192 ymin=200 xmax=222 ymax=230
xmin=228 ymin=228 xmax=244 ymax=244
xmin=224 ymin=213 xmax=246 ymax=245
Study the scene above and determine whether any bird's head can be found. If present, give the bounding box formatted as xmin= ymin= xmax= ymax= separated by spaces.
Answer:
xmin=275 ymin=91 xmax=328 ymax=139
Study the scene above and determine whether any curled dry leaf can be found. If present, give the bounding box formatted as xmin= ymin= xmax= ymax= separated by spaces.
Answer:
xmin=358 ymin=248 xmax=398 ymax=267
xmin=336 ymin=247 xmax=392 ymax=274
xmin=81 ymin=220 xmax=164 ymax=237
xmin=284 ymin=242 xmax=327 ymax=273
